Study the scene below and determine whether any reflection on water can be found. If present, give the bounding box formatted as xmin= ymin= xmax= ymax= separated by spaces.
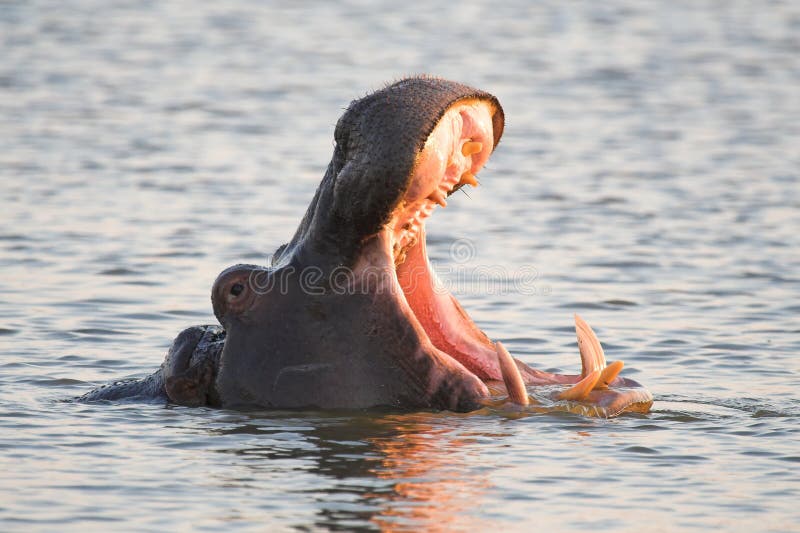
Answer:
xmin=1 ymin=0 xmax=800 ymax=531
xmin=211 ymin=412 xmax=498 ymax=530
xmin=367 ymin=415 xmax=494 ymax=530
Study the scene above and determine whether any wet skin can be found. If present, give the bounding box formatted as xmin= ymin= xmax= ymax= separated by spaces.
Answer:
xmin=80 ymin=77 xmax=652 ymax=417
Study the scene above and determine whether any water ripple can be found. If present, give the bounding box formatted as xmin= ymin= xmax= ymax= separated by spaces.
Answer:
xmin=1 ymin=0 xmax=799 ymax=530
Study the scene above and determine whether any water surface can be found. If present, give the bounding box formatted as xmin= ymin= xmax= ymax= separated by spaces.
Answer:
xmin=1 ymin=1 xmax=799 ymax=531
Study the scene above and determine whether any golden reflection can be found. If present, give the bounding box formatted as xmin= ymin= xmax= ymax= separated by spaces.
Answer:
xmin=365 ymin=414 xmax=495 ymax=531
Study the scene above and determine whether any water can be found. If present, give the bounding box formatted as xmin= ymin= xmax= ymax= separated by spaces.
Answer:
xmin=1 ymin=1 xmax=799 ymax=530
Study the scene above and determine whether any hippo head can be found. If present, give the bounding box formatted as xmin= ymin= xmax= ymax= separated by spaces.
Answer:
xmin=207 ymin=77 xmax=652 ymax=416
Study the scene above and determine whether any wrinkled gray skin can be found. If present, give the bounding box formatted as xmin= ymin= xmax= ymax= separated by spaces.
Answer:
xmin=79 ymin=325 xmax=225 ymax=406
xmin=80 ymin=77 xmax=507 ymax=411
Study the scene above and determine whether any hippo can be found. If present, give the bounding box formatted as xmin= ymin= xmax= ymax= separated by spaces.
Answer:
xmin=80 ymin=76 xmax=652 ymax=417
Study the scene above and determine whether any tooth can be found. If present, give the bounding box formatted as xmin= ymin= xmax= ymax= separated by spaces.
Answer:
xmin=572 ymin=315 xmax=624 ymax=391
xmin=459 ymin=172 xmax=478 ymax=187
xmin=428 ymin=190 xmax=447 ymax=207
xmin=462 ymin=141 xmax=483 ymax=156
xmin=595 ymin=360 xmax=624 ymax=390
xmin=495 ymin=342 xmax=529 ymax=406
xmin=575 ymin=314 xmax=606 ymax=376
xmin=557 ymin=369 xmax=601 ymax=401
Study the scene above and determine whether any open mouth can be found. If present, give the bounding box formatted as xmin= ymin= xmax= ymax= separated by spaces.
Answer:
xmin=355 ymin=100 xmax=512 ymax=387
xmin=390 ymin=99 xmax=495 ymax=266
xmin=348 ymin=96 xmax=651 ymax=415
xmin=80 ymin=77 xmax=651 ymax=416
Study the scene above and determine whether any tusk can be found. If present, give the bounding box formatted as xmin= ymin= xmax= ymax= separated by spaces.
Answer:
xmin=575 ymin=314 xmax=606 ymax=376
xmin=495 ymin=342 xmax=529 ymax=406
xmin=595 ymin=360 xmax=624 ymax=389
xmin=557 ymin=369 xmax=601 ymax=401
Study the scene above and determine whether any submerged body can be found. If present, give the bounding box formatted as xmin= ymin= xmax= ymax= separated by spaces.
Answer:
xmin=80 ymin=77 xmax=652 ymax=417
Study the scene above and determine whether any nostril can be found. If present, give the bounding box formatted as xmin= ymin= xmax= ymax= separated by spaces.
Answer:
xmin=230 ymin=282 xmax=245 ymax=297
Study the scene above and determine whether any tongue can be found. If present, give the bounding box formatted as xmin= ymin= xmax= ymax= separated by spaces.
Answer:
xmin=396 ymin=228 xmax=504 ymax=380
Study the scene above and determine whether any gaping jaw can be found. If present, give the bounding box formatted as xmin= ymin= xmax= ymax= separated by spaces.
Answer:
xmin=214 ymin=77 xmax=652 ymax=417
xmin=354 ymin=98 xmax=652 ymax=416
xmin=352 ymin=100 xmax=509 ymax=385
xmin=389 ymin=100 xmax=508 ymax=382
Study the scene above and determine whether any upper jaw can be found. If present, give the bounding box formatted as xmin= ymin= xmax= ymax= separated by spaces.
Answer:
xmin=389 ymin=100 xmax=499 ymax=265
xmin=346 ymin=100 xmax=507 ymax=385
xmin=282 ymin=79 xmax=506 ymax=271
xmin=258 ymin=76 xmax=650 ymax=415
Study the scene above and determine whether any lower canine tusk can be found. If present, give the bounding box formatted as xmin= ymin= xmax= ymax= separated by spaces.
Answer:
xmin=596 ymin=360 xmax=624 ymax=389
xmin=557 ymin=369 xmax=601 ymax=401
xmin=575 ymin=314 xmax=607 ymax=376
xmin=495 ymin=342 xmax=529 ymax=406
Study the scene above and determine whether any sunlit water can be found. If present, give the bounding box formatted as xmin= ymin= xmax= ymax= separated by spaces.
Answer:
xmin=2 ymin=1 xmax=799 ymax=531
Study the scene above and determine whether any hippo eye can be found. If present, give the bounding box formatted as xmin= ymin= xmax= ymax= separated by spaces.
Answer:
xmin=230 ymin=282 xmax=245 ymax=297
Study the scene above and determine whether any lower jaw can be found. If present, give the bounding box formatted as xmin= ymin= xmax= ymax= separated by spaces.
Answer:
xmin=354 ymin=225 xmax=586 ymax=388
xmin=390 ymin=227 xmax=591 ymax=388
xmin=395 ymin=227 xmax=503 ymax=381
